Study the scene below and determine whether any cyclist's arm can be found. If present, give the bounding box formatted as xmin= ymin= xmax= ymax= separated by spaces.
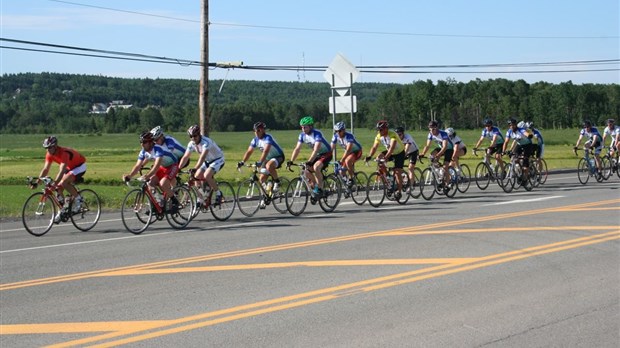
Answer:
xmin=341 ymin=142 xmax=353 ymax=162
xmin=143 ymin=157 xmax=162 ymax=179
xmin=54 ymin=162 xmax=68 ymax=183
xmin=420 ymin=139 xmax=432 ymax=157
xmin=474 ymin=136 xmax=484 ymax=149
xmin=575 ymin=134 xmax=584 ymax=148
xmin=367 ymin=142 xmax=379 ymax=159
xmin=37 ymin=159 xmax=53 ymax=183
xmin=289 ymin=142 xmax=302 ymax=163
xmin=385 ymin=138 xmax=397 ymax=158
xmin=194 ymin=149 xmax=209 ymax=171
xmin=490 ymin=134 xmax=499 ymax=147
xmin=436 ymin=139 xmax=447 ymax=157
xmin=178 ymin=151 xmax=191 ymax=169
xmin=240 ymin=146 xmax=254 ymax=163
xmin=124 ymin=158 xmax=147 ymax=180
xmin=308 ymin=142 xmax=322 ymax=162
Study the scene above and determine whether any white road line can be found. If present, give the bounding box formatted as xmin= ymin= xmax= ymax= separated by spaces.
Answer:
xmin=484 ymin=195 xmax=564 ymax=206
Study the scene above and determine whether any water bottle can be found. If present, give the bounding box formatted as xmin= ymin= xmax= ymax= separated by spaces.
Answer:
xmin=152 ymin=189 xmax=164 ymax=206
xmin=589 ymin=158 xmax=596 ymax=174
xmin=56 ymin=193 xmax=65 ymax=206
xmin=266 ymin=182 xmax=273 ymax=195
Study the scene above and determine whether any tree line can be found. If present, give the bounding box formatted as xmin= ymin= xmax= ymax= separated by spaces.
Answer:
xmin=1 ymin=72 xmax=618 ymax=134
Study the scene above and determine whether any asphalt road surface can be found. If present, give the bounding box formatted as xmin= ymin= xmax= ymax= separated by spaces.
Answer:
xmin=1 ymin=172 xmax=619 ymax=347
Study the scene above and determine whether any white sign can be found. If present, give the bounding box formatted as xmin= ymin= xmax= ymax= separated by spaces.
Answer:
xmin=323 ymin=53 xmax=360 ymax=96
xmin=329 ymin=96 xmax=357 ymax=114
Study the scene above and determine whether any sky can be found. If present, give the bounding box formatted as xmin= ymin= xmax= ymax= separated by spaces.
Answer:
xmin=1 ymin=0 xmax=619 ymax=85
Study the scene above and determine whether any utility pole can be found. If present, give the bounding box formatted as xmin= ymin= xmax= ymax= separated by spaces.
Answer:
xmin=199 ymin=0 xmax=209 ymax=135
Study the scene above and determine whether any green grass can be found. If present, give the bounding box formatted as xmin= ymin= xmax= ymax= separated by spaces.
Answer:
xmin=0 ymin=129 xmax=587 ymax=218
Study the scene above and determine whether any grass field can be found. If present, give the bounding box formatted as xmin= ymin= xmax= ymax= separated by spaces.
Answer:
xmin=0 ymin=128 xmax=585 ymax=218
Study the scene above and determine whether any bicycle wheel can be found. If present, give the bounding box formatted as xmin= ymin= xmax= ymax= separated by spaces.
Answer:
xmin=502 ymin=164 xmax=515 ymax=193
xmin=366 ymin=173 xmax=386 ymax=207
xmin=166 ymin=186 xmax=194 ymax=229
xmin=184 ymin=185 xmax=201 ymax=219
xmin=318 ymin=173 xmax=341 ymax=212
xmin=601 ymin=157 xmax=612 ymax=180
xmin=475 ymin=163 xmax=491 ymax=190
xmin=537 ymin=159 xmax=548 ymax=185
xmin=420 ymin=168 xmax=437 ymax=201
xmin=443 ymin=168 xmax=457 ymax=198
xmin=270 ymin=177 xmax=290 ymax=214
xmin=577 ymin=158 xmax=590 ymax=184
xmin=408 ymin=167 xmax=423 ymax=199
xmin=121 ymin=189 xmax=152 ymax=234
xmin=209 ymin=181 xmax=236 ymax=221
xmin=286 ymin=177 xmax=309 ymax=216
xmin=22 ymin=192 xmax=56 ymax=237
xmin=350 ymin=171 xmax=368 ymax=205
xmin=236 ymin=179 xmax=261 ymax=217
xmin=396 ymin=171 xmax=410 ymax=204
xmin=456 ymin=164 xmax=471 ymax=193
xmin=70 ymin=189 xmax=101 ymax=232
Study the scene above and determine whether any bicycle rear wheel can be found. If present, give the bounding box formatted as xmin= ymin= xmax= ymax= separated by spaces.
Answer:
xmin=601 ymin=157 xmax=612 ymax=180
xmin=22 ymin=192 xmax=56 ymax=237
xmin=167 ymin=186 xmax=194 ymax=229
xmin=318 ymin=173 xmax=341 ymax=212
xmin=210 ymin=181 xmax=236 ymax=221
xmin=121 ymin=189 xmax=152 ymax=234
xmin=286 ymin=177 xmax=309 ymax=216
xmin=420 ymin=168 xmax=437 ymax=201
xmin=366 ymin=173 xmax=386 ymax=208
xmin=350 ymin=172 xmax=368 ymax=205
xmin=271 ymin=177 xmax=290 ymax=214
xmin=396 ymin=171 xmax=410 ymax=204
xmin=456 ymin=164 xmax=471 ymax=193
xmin=70 ymin=189 xmax=101 ymax=232
xmin=408 ymin=167 xmax=423 ymax=199
xmin=237 ymin=179 xmax=261 ymax=217
xmin=443 ymin=168 xmax=457 ymax=198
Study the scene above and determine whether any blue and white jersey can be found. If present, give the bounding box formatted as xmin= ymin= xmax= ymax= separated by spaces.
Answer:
xmin=249 ymin=133 xmax=284 ymax=160
xmin=481 ymin=127 xmax=505 ymax=145
xmin=427 ymin=130 xmax=454 ymax=150
xmin=401 ymin=133 xmax=419 ymax=154
xmin=186 ymin=135 xmax=225 ymax=163
xmin=580 ymin=127 xmax=602 ymax=142
xmin=331 ymin=131 xmax=362 ymax=153
xmin=298 ymin=129 xmax=331 ymax=155
xmin=161 ymin=135 xmax=186 ymax=161
xmin=532 ymin=128 xmax=544 ymax=144
xmin=604 ymin=126 xmax=620 ymax=139
xmin=138 ymin=144 xmax=177 ymax=167
xmin=506 ymin=127 xmax=533 ymax=146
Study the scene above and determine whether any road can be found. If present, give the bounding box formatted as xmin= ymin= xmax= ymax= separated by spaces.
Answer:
xmin=1 ymin=173 xmax=619 ymax=347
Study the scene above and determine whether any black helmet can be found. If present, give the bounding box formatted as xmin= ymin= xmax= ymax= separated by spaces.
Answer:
xmin=483 ymin=119 xmax=493 ymax=126
xmin=394 ymin=126 xmax=405 ymax=134
xmin=42 ymin=136 xmax=57 ymax=148
xmin=139 ymin=131 xmax=153 ymax=143
xmin=607 ymin=118 xmax=615 ymax=124
xmin=508 ymin=118 xmax=517 ymax=125
xmin=187 ymin=124 xmax=201 ymax=137
xmin=253 ymin=122 xmax=266 ymax=131
xmin=583 ymin=120 xmax=592 ymax=128
xmin=376 ymin=120 xmax=388 ymax=129
xmin=428 ymin=120 xmax=438 ymax=128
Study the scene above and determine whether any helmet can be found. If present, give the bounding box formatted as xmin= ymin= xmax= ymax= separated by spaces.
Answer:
xmin=526 ymin=121 xmax=534 ymax=128
xmin=139 ymin=131 xmax=153 ymax=143
xmin=507 ymin=118 xmax=517 ymax=125
xmin=253 ymin=122 xmax=266 ymax=131
xmin=517 ymin=121 xmax=526 ymax=128
xmin=187 ymin=124 xmax=201 ymax=137
xmin=333 ymin=121 xmax=346 ymax=131
xmin=299 ymin=116 xmax=314 ymax=126
xmin=607 ymin=118 xmax=615 ymax=124
xmin=42 ymin=136 xmax=57 ymax=148
xmin=483 ymin=118 xmax=493 ymax=126
xmin=428 ymin=120 xmax=438 ymax=128
xmin=583 ymin=120 xmax=592 ymax=128
xmin=375 ymin=120 xmax=388 ymax=129
xmin=394 ymin=126 xmax=405 ymax=134
xmin=150 ymin=126 xmax=163 ymax=139
xmin=445 ymin=127 xmax=455 ymax=136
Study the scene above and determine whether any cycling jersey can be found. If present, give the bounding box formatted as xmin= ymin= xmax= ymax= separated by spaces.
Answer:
xmin=186 ymin=135 xmax=225 ymax=163
xmin=45 ymin=146 xmax=86 ymax=170
xmin=375 ymin=130 xmax=404 ymax=153
xmin=249 ymin=133 xmax=285 ymax=160
xmin=138 ymin=144 xmax=177 ymax=168
xmin=427 ymin=130 xmax=454 ymax=150
xmin=161 ymin=135 xmax=186 ymax=161
xmin=481 ymin=127 xmax=505 ymax=145
xmin=450 ymin=134 xmax=466 ymax=150
xmin=401 ymin=133 xmax=419 ymax=154
xmin=298 ymin=129 xmax=331 ymax=155
xmin=531 ymin=128 xmax=544 ymax=144
xmin=331 ymin=131 xmax=362 ymax=153
xmin=604 ymin=126 xmax=620 ymax=148
xmin=506 ymin=127 xmax=533 ymax=146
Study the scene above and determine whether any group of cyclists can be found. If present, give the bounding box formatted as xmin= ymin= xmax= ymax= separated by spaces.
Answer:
xmin=32 ymin=115 xmax=619 ymax=223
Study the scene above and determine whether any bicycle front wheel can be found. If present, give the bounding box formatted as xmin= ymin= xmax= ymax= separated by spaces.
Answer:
xmin=210 ymin=181 xmax=236 ymax=221
xmin=318 ymin=173 xmax=341 ymax=213
xmin=350 ymin=172 xmax=368 ymax=205
xmin=577 ymin=158 xmax=590 ymax=185
xmin=70 ymin=189 xmax=101 ymax=232
xmin=286 ymin=177 xmax=309 ymax=216
xmin=408 ymin=167 xmax=423 ymax=199
xmin=502 ymin=164 xmax=515 ymax=193
xmin=236 ymin=179 xmax=261 ymax=217
xmin=420 ymin=168 xmax=437 ymax=201
xmin=271 ymin=177 xmax=290 ymax=214
xmin=537 ymin=159 xmax=548 ymax=185
xmin=601 ymin=157 xmax=612 ymax=181
xmin=22 ymin=192 xmax=56 ymax=237
xmin=366 ymin=173 xmax=386 ymax=208
xmin=396 ymin=171 xmax=410 ymax=204
xmin=121 ymin=189 xmax=152 ymax=234
xmin=475 ymin=162 xmax=491 ymax=190
xmin=456 ymin=164 xmax=471 ymax=193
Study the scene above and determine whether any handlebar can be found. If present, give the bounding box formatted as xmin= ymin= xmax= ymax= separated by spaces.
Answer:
xmin=27 ymin=176 xmax=54 ymax=187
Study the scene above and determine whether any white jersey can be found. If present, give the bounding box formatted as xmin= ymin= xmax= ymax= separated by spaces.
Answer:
xmin=401 ymin=133 xmax=419 ymax=154
xmin=185 ymin=135 xmax=225 ymax=163
xmin=604 ymin=126 xmax=620 ymax=147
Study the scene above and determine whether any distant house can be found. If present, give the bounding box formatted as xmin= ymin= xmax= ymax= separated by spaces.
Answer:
xmin=90 ymin=103 xmax=108 ymax=114
xmin=89 ymin=100 xmax=133 ymax=114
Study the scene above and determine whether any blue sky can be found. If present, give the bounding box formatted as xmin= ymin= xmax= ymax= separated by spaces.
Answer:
xmin=1 ymin=0 xmax=619 ymax=84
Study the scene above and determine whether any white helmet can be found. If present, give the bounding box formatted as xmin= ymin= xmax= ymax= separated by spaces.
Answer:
xmin=150 ymin=126 xmax=164 ymax=139
xmin=445 ymin=127 xmax=455 ymax=136
xmin=517 ymin=121 xmax=526 ymax=128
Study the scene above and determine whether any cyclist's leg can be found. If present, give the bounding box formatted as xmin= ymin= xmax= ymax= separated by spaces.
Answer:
xmin=392 ymin=152 xmax=405 ymax=191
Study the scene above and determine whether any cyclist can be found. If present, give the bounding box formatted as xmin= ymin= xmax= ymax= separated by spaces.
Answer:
xmin=330 ymin=121 xmax=363 ymax=187
xmin=238 ymin=121 xmax=285 ymax=192
xmin=445 ymin=127 xmax=467 ymax=170
xmin=178 ymin=124 xmax=226 ymax=206
xmin=503 ymin=118 xmax=535 ymax=183
xmin=473 ymin=118 xmax=506 ymax=172
xmin=524 ymin=121 xmax=545 ymax=168
xmin=122 ymin=132 xmax=179 ymax=209
xmin=395 ymin=126 xmax=419 ymax=190
xmin=574 ymin=120 xmax=604 ymax=173
xmin=288 ymin=116 xmax=332 ymax=199
xmin=419 ymin=120 xmax=454 ymax=187
xmin=602 ymin=118 xmax=619 ymax=159
xmin=365 ymin=120 xmax=405 ymax=199
xmin=150 ymin=126 xmax=186 ymax=165
xmin=33 ymin=136 xmax=87 ymax=221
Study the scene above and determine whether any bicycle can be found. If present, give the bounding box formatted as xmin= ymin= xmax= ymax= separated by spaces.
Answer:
xmin=453 ymin=162 xmax=471 ymax=194
xmin=600 ymin=147 xmax=618 ymax=180
xmin=418 ymin=156 xmax=457 ymax=200
xmin=365 ymin=158 xmax=409 ymax=207
xmin=472 ymin=148 xmax=506 ymax=191
xmin=285 ymin=162 xmax=341 ymax=216
xmin=121 ymin=177 xmax=194 ymax=234
xmin=532 ymin=157 xmax=548 ymax=185
xmin=331 ymin=161 xmax=368 ymax=206
xmin=236 ymin=164 xmax=290 ymax=217
xmin=22 ymin=176 xmax=101 ymax=237
xmin=502 ymin=151 xmax=536 ymax=192
xmin=180 ymin=170 xmax=236 ymax=221
xmin=573 ymin=147 xmax=604 ymax=184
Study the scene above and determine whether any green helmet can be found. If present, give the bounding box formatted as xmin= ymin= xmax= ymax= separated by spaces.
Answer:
xmin=299 ymin=116 xmax=314 ymax=126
